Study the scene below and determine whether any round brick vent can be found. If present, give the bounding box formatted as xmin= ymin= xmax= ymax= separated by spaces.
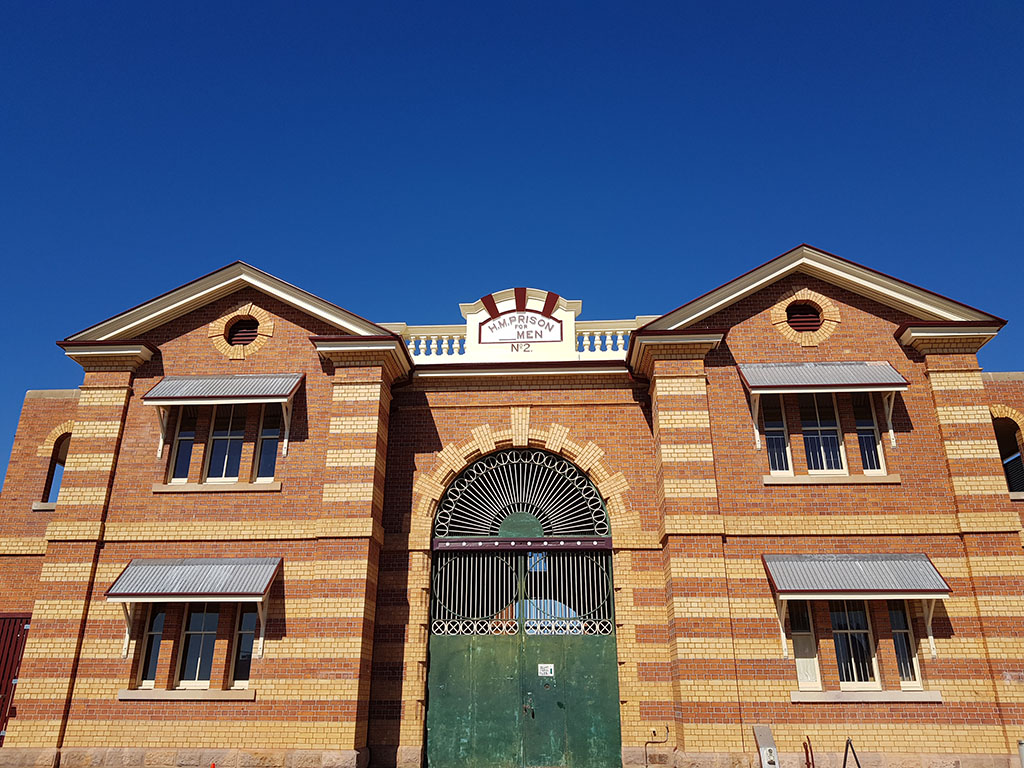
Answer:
xmin=786 ymin=302 xmax=823 ymax=332
xmin=226 ymin=317 xmax=260 ymax=346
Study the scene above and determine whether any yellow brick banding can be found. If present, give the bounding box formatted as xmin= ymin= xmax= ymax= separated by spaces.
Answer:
xmin=54 ymin=486 xmax=108 ymax=506
xmin=77 ymin=388 xmax=129 ymax=407
xmin=325 ymin=448 xmax=378 ymax=467
xmin=929 ymin=370 xmax=985 ymax=390
xmin=663 ymin=478 xmax=718 ymax=498
xmin=322 ymin=482 xmax=377 ymax=503
xmin=657 ymin=410 xmax=711 ymax=429
xmin=329 ymin=416 xmax=380 ymax=434
xmin=660 ymin=443 xmax=715 ymax=462
xmin=70 ymin=420 xmax=121 ymax=439
xmin=63 ymin=453 xmax=116 ymax=473
xmin=943 ymin=440 xmax=1001 ymax=459
xmin=951 ymin=476 xmax=1010 ymax=495
xmin=654 ymin=377 xmax=707 ymax=396
xmin=935 ymin=405 xmax=992 ymax=424
xmin=332 ymin=383 xmax=382 ymax=401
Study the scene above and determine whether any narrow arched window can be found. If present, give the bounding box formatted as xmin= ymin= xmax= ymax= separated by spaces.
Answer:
xmin=993 ymin=417 xmax=1024 ymax=492
xmin=43 ymin=434 xmax=70 ymax=504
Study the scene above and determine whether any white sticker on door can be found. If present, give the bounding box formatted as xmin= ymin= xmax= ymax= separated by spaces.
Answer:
xmin=538 ymin=664 xmax=554 ymax=677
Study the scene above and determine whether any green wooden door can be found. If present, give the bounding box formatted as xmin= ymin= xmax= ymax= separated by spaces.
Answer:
xmin=426 ymin=550 xmax=622 ymax=768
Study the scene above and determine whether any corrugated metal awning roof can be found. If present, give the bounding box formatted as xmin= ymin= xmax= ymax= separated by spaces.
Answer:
xmin=143 ymin=374 xmax=304 ymax=404
xmin=106 ymin=557 xmax=282 ymax=602
xmin=738 ymin=362 xmax=908 ymax=393
xmin=762 ymin=554 xmax=950 ymax=599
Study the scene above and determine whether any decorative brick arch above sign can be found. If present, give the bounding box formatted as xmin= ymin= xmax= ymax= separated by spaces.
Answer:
xmin=208 ymin=302 xmax=275 ymax=360
xmin=36 ymin=420 xmax=75 ymax=458
xmin=769 ymin=286 xmax=841 ymax=347
xmin=410 ymin=407 xmax=640 ymax=549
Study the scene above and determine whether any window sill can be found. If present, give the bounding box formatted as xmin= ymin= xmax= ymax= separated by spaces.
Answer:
xmin=32 ymin=502 xmax=57 ymax=511
xmin=118 ymin=688 xmax=256 ymax=701
xmin=790 ymin=690 xmax=941 ymax=704
xmin=1010 ymin=492 xmax=1024 ymax=502
xmin=763 ymin=474 xmax=901 ymax=486
xmin=152 ymin=482 xmax=281 ymax=493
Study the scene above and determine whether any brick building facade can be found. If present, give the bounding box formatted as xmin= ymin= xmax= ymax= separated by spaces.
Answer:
xmin=1 ymin=245 xmax=1023 ymax=768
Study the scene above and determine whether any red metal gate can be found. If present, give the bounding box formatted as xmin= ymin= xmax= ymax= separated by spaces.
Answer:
xmin=0 ymin=615 xmax=30 ymax=746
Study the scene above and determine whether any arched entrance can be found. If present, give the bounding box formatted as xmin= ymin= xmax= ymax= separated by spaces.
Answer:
xmin=425 ymin=449 xmax=622 ymax=768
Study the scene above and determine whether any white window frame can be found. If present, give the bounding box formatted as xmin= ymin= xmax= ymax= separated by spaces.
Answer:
xmin=137 ymin=603 xmax=165 ymax=689
xmin=852 ymin=393 xmax=887 ymax=476
xmin=204 ymin=405 xmax=246 ymax=483
xmin=761 ymin=394 xmax=794 ymax=477
xmin=788 ymin=600 xmax=822 ymax=691
xmin=800 ymin=393 xmax=848 ymax=475
xmin=176 ymin=602 xmax=218 ymax=690
xmin=830 ymin=599 xmax=881 ymax=691
xmin=889 ymin=599 xmax=923 ymax=691
xmin=253 ymin=404 xmax=281 ymax=483
xmin=230 ymin=604 xmax=259 ymax=689
xmin=167 ymin=407 xmax=198 ymax=484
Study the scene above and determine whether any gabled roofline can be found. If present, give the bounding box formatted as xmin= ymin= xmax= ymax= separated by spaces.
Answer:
xmin=65 ymin=261 xmax=391 ymax=341
xmin=641 ymin=244 xmax=1006 ymax=332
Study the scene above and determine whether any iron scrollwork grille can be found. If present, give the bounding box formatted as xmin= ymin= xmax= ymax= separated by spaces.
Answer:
xmin=430 ymin=550 xmax=614 ymax=636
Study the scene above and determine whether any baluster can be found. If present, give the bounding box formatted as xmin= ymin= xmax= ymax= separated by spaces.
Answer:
xmin=432 ymin=336 xmax=441 ymax=356
xmin=440 ymin=335 xmax=451 ymax=356
xmin=407 ymin=338 xmax=415 ymax=357
xmin=618 ymin=331 xmax=628 ymax=351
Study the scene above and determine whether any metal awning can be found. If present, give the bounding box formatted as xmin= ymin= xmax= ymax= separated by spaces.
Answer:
xmin=763 ymin=553 xmax=949 ymax=660
xmin=143 ymin=374 xmax=303 ymax=458
xmin=106 ymin=557 xmax=282 ymax=659
xmin=742 ymin=362 xmax=907 ymax=449
xmin=762 ymin=553 xmax=949 ymax=600
xmin=739 ymin=362 xmax=908 ymax=393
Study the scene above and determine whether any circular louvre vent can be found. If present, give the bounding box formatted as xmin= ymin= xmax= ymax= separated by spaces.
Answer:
xmin=786 ymin=302 xmax=823 ymax=332
xmin=226 ymin=318 xmax=260 ymax=346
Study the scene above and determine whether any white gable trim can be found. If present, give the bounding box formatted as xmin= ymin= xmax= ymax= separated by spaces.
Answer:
xmin=67 ymin=263 xmax=387 ymax=341
xmin=646 ymin=246 xmax=1000 ymax=331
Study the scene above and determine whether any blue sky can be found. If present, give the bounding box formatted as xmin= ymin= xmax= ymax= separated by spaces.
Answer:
xmin=1 ymin=1 xmax=1022 ymax=479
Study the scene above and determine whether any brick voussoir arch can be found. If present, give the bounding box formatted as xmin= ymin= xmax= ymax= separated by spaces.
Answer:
xmin=410 ymin=415 xmax=636 ymax=550
xmin=990 ymin=404 xmax=1024 ymax=451
xmin=36 ymin=420 xmax=75 ymax=458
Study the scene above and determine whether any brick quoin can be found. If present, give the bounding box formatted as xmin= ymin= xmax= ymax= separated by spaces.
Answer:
xmin=0 ymin=249 xmax=1023 ymax=768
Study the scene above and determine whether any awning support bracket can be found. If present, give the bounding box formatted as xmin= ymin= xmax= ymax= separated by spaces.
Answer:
xmin=120 ymin=603 xmax=132 ymax=658
xmin=281 ymin=400 xmax=293 ymax=457
xmin=156 ymin=406 xmax=170 ymax=459
xmin=751 ymin=393 xmax=762 ymax=450
xmin=883 ymin=392 xmax=897 ymax=448
xmin=775 ymin=597 xmax=787 ymax=659
xmin=923 ymin=598 xmax=937 ymax=659
xmin=256 ymin=598 xmax=268 ymax=659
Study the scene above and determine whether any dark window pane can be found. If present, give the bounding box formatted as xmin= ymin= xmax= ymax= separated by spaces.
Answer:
xmin=850 ymin=632 xmax=874 ymax=681
xmin=799 ymin=395 xmax=818 ymax=427
xmin=180 ymin=633 xmax=202 ymax=681
xmin=846 ymin=602 xmax=868 ymax=631
xmin=261 ymin=405 xmax=282 ymax=437
xmin=804 ymin=433 xmax=824 ymax=470
xmin=834 ymin=633 xmax=854 ymax=682
xmin=762 ymin=395 xmax=784 ymax=430
xmin=815 ymin=394 xmax=837 ymax=427
xmin=820 ymin=432 xmax=843 ymax=469
xmin=852 ymin=394 xmax=875 ymax=428
xmin=148 ymin=607 xmax=166 ymax=635
xmin=224 ymin=439 xmax=243 ymax=479
xmin=172 ymin=439 xmax=193 ymax=480
xmin=888 ymin=601 xmax=908 ymax=630
xmin=766 ymin=433 xmax=789 ymax=472
xmin=187 ymin=607 xmax=207 ymax=632
xmin=859 ymin=431 xmax=881 ymax=471
xmin=239 ymin=606 xmax=260 ymax=633
xmin=256 ymin=438 xmax=278 ymax=479
xmin=202 ymin=605 xmax=220 ymax=632
xmin=233 ymin=632 xmax=255 ymax=682
xmin=789 ymin=601 xmax=811 ymax=633
xmin=212 ymin=407 xmax=232 ymax=437
xmin=894 ymin=633 xmax=916 ymax=681
xmin=228 ymin=406 xmax=245 ymax=438
xmin=208 ymin=440 xmax=229 ymax=478
xmin=178 ymin=408 xmax=197 ymax=439
xmin=829 ymin=601 xmax=848 ymax=631
xmin=196 ymin=634 xmax=215 ymax=681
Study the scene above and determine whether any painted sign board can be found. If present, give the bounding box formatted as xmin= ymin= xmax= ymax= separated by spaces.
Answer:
xmin=480 ymin=312 xmax=562 ymax=344
xmin=460 ymin=288 xmax=581 ymax=363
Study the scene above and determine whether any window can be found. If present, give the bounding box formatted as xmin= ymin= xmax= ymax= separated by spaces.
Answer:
xmin=888 ymin=600 xmax=921 ymax=689
xmin=43 ymin=434 xmax=70 ymax=503
xmin=993 ymin=417 xmax=1024 ymax=493
xmin=852 ymin=393 xmax=885 ymax=474
xmin=205 ymin=406 xmax=246 ymax=482
xmin=788 ymin=601 xmax=821 ymax=690
xmin=168 ymin=407 xmax=198 ymax=483
xmin=829 ymin=600 xmax=878 ymax=689
xmin=800 ymin=394 xmax=845 ymax=473
xmin=178 ymin=603 xmax=219 ymax=687
xmin=761 ymin=395 xmax=791 ymax=474
xmin=139 ymin=604 xmax=166 ymax=688
xmin=254 ymin=405 xmax=281 ymax=482
xmin=232 ymin=605 xmax=260 ymax=687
